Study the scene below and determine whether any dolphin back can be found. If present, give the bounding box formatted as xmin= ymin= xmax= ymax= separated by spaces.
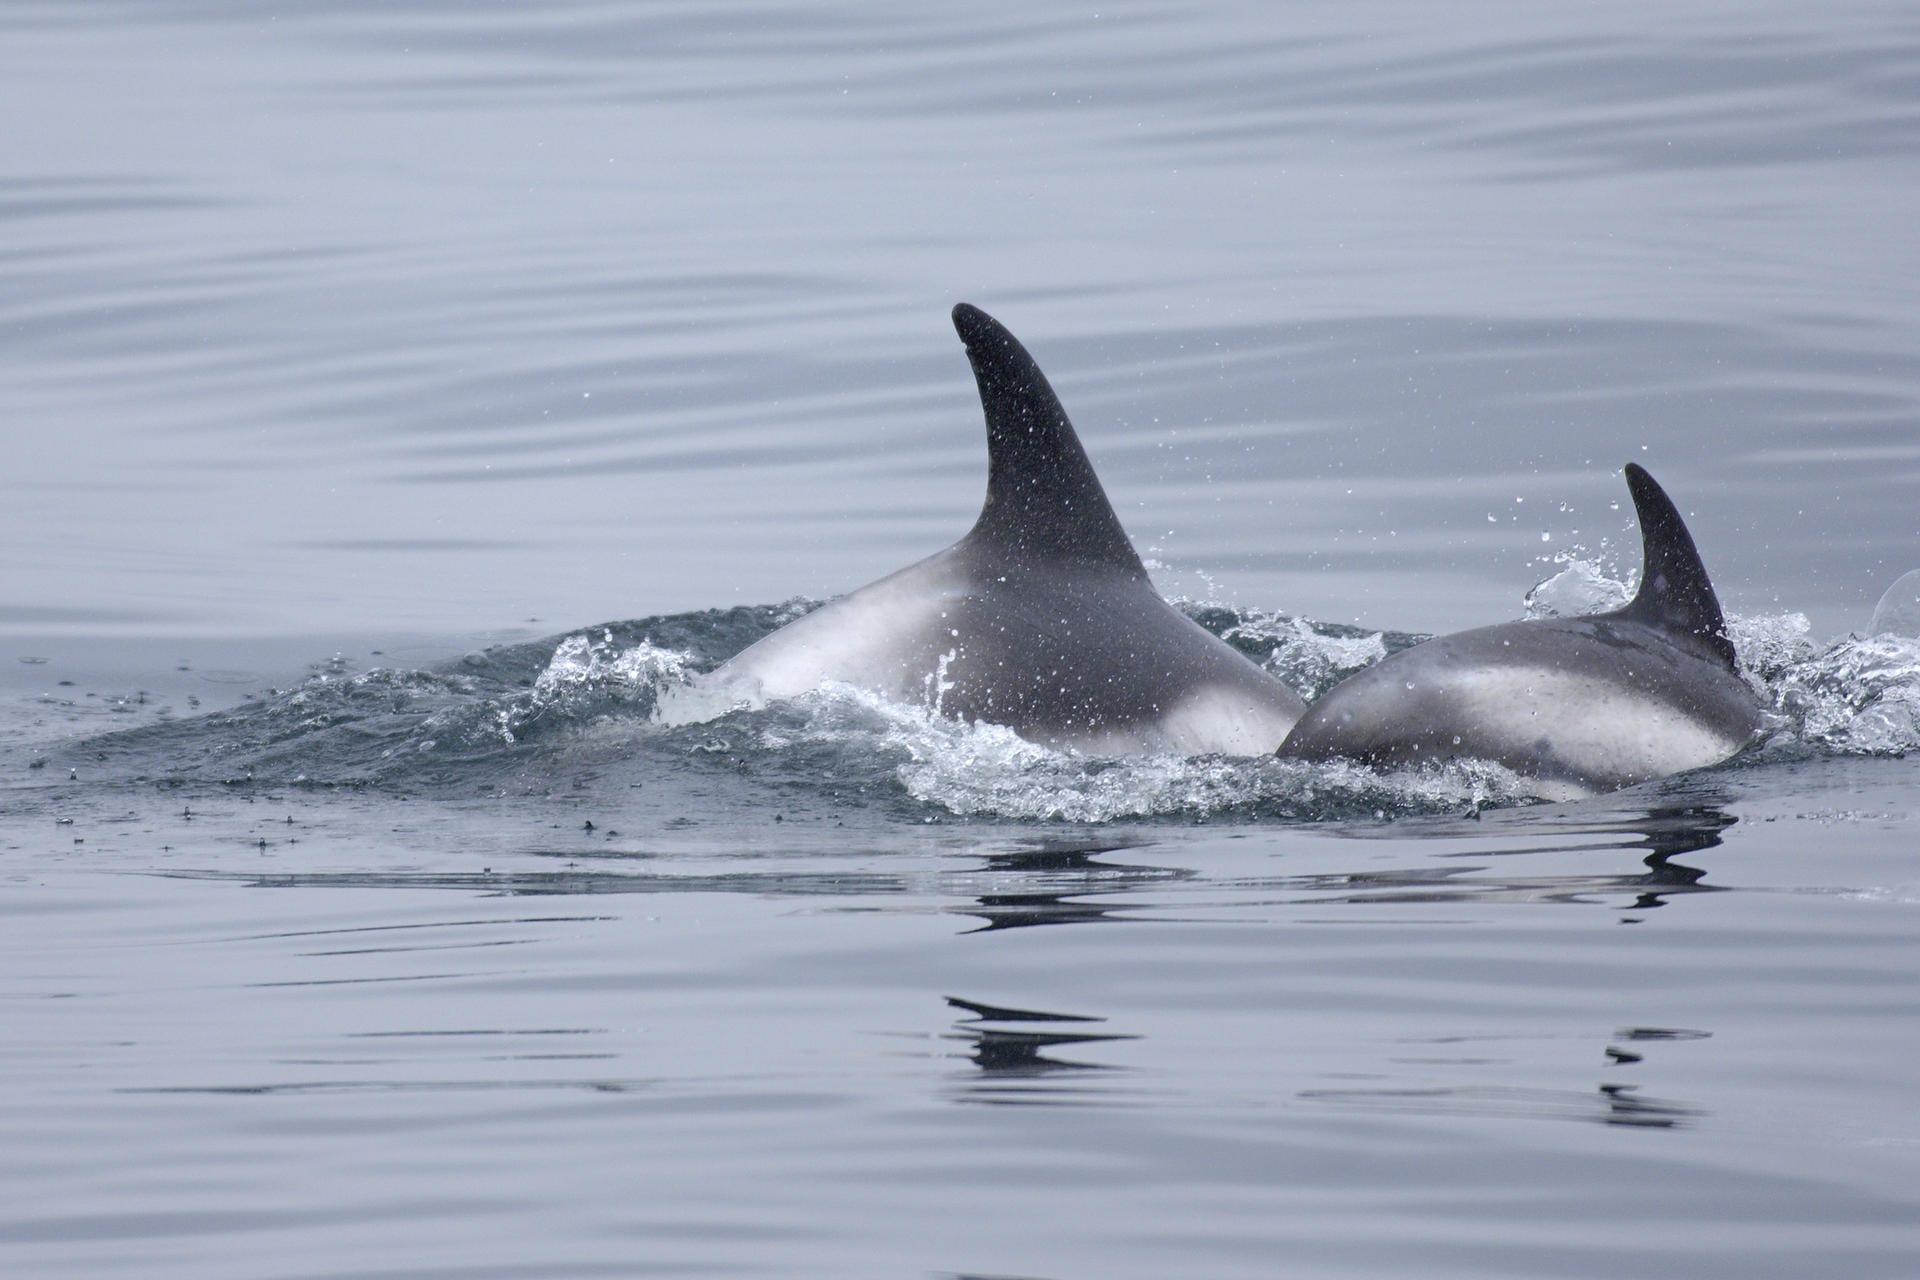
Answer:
xmin=1614 ymin=463 xmax=1737 ymax=670
xmin=1275 ymin=463 xmax=1760 ymax=796
xmin=951 ymin=303 xmax=1147 ymax=578
xmin=691 ymin=303 xmax=1306 ymax=756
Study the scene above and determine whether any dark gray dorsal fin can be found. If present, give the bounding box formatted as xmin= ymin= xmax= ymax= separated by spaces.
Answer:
xmin=1617 ymin=463 xmax=1737 ymax=668
xmin=951 ymin=303 xmax=1147 ymax=578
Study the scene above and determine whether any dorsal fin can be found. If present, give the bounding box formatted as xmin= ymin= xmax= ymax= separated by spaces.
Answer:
xmin=1615 ymin=463 xmax=1737 ymax=668
xmin=951 ymin=303 xmax=1147 ymax=578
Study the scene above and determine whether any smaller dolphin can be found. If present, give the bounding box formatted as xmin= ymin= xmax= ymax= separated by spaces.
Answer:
xmin=672 ymin=304 xmax=1307 ymax=755
xmin=1278 ymin=465 xmax=1765 ymax=798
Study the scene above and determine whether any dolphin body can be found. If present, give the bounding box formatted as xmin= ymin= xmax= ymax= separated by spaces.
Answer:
xmin=679 ymin=303 xmax=1307 ymax=755
xmin=1278 ymin=465 xmax=1765 ymax=798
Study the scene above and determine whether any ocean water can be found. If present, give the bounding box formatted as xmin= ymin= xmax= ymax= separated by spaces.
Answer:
xmin=5 ymin=2 xmax=1920 ymax=1277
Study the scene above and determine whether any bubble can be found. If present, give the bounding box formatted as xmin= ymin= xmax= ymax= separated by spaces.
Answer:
xmin=1868 ymin=570 xmax=1920 ymax=638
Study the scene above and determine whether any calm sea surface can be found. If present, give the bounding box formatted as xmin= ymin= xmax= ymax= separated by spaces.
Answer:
xmin=4 ymin=3 xmax=1920 ymax=1277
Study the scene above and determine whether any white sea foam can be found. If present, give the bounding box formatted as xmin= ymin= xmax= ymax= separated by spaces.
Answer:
xmin=739 ymin=680 xmax=1536 ymax=821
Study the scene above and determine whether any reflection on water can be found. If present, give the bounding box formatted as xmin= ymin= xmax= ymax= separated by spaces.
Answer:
xmin=1320 ymin=1026 xmax=1711 ymax=1130
xmin=945 ymin=997 xmax=1138 ymax=1107
xmin=122 ymin=1075 xmax=654 ymax=1098
xmin=6 ymin=765 xmax=1918 ymax=1279
xmin=150 ymin=801 xmax=1744 ymax=925
xmin=946 ymin=842 xmax=1190 ymax=933
xmin=1301 ymin=1080 xmax=1702 ymax=1129
xmin=1296 ymin=798 xmax=1738 ymax=915
xmin=165 ymin=859 xmax=914 ymax=899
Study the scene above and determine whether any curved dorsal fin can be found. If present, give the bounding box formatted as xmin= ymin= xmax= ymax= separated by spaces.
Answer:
xmin=1616 ymin=463 xmax=1737 ymax=668
xmin=951 ymin=303 xmax=1146 ymax=578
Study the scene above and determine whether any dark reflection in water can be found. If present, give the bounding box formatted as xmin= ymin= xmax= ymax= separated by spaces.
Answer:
xmin=1470 ymin=800 xmax=1736 ymax=909
xmin=156 ymin=835 xmax=1204 ymax=933
xmin=153 ymin=803 xmax=1743 ymax=931
xmin=946 ymin=841 xmax=1191 ymax=933
xmin=1300 ymin=1081 xmax=1701 ymax=1129
xmin=164 ymin=864 xmax=913 ymax=898
xmin=944 ymin=996 xmax=1138 ymax=1107
xmin=1622 ymin=804 xmax=1736 ymax=913
xmin=1297 ymin=800 xmax=1738 ymax=915
xmin=123 ymin=1076 xmax=656 ymax=1098
xmin=1314 ymin=1025 xmax=1710 ymax=1130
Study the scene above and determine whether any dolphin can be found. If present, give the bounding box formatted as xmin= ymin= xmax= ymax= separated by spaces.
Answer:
xmin=672 ymin=303 xmax=1307 ymax=755
xmin=1277 ymin=465 xmax=1765 ymax=798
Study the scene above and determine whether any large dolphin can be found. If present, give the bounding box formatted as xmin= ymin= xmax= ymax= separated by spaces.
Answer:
xmin=673 ymin=303 xmax=1307 ymax=754
xmin=1278 ymin=465 xmax=1765 ymax=798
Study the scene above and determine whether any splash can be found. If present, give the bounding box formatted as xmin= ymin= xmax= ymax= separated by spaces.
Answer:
xmin=1524 ymin=557 xmax=1633 ymax=620
xmin=1728 ymin=611 xmax=1819 ymax=685
xmin=1766 ymin=631 xmax=1920 ymax=755
xmin=53 ymin=625 xmax=707 ymax=786
xmin=1200 ymin=603 xmax=1399 ymax=702
xmin=737 ymin=680 xmax=1536 ymax=822
xmin=725 ymin=600 xmax=1920 ymax=815
xmin=497 ymin=630 xmax=693 ymax=743
xmin=49 ymin=599 xmax=1920 ymax=819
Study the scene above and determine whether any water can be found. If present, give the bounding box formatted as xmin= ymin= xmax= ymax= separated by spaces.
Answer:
xmin=5 ymin=2 xmax=1920 ymax=1276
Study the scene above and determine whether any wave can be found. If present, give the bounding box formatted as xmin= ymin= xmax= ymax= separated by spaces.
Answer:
xmin=39 ymin=565 xmax=1920 ymax=822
